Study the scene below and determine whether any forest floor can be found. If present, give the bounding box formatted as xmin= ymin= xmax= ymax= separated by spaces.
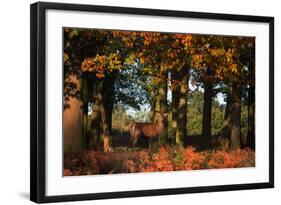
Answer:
xmin=64 ymin=131 xmax=255 ymax=176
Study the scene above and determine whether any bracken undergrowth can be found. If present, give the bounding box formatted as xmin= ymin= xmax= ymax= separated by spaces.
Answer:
xmin=64 ymin=146 xmax=255 ymax=176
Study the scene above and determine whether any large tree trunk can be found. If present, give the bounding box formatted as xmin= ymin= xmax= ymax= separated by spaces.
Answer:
xmin=149 ymin=86 xmax=157 ymax=122
xmin=99 ymin=102 xmax=112 ymax=152
xmin=171 ymin=70 xmax=179 ymax=145
xmin=158 ymin=63 xmax=168 ymax=145
xmin=231 ymin=81 xmax=242 ymax=149
xmin=63 ymin=74 xmax=83 ymax=154
xmin=100 ymin=73 xmax=117 ymax=152
xmin=90 ymin=102 xmax=101 ymax=149
xmin=247 ymin=59 xmax=255 ymax=150
xmin=89 ymin=78 xmax=102 ymax=149
xmin=82 ymin=73 xmax=89 ymax=148
xmin=247 ymin=84 xmax=255 ymax=149
xmin=219 ymin=87 xmax=232 ymax=150
xmin=176 ymin=66 xmax=188 ymax=147
xmin=202 ymin=80 xmax=213 ymax=150
xmin=102 ymin=74 xmax=116 ymax=134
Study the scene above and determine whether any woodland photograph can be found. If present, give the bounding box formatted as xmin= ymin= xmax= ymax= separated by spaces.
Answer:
xmin=63 ymin=28 xmax=255 ymax=176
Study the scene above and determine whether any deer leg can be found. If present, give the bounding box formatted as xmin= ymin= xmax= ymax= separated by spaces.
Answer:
xmin=130 ymin=137 xmax=137 ymax=147
xmin=129 ymin=137 xmax=134 ymax=147
xmin=132 ymin=137 xmax=139 ymax=147
xmin=131 ymin=133 xmax=141 ymax=147
xmin=149 ymin=138 xmax=153 ymax=149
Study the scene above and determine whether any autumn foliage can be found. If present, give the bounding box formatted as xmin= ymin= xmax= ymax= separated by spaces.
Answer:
xmin=64 ymin=147 xmax=255 ymax=176
xmin=63 ymin=28 xmax=256 ymax=175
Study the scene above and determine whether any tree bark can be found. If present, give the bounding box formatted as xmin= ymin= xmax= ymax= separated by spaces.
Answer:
xmin=247 ymin=85 xmax=255 ymax=149
xmin=202 ymin=80 xmax=213 ymax=150
xmin=99 ymin=72 xmax=117 ymax=152
xmin=89 ymin=78 xmax=102 ymax=149
xmin=231 ymin=81 xmax=242 ymax=149
xmin=63 ymin=74 xmax=83 ymax=154
xmin=102 ymin=73 xmax=116 ymax=133
xmin=149 ymin=87 xmax=157 ymax=122
xmin=99 ymin=102 xmax=112 ymax=152
xmin=158 ymin=63 xmax=168 ymax=145
xmin=63 ymin=45 xmax=85 ymax=154
xmin=219 ymin=87 xmax=232 ymax=150
xmin=171 ymin=70 xmax=179 ymax=145
xmin=247 ymin=60 xmax=255 ymax=150
xmin=176 ymin=66 xmax=188 ymax=147
xmin=82 ymin=73 xmax=89 ymax=148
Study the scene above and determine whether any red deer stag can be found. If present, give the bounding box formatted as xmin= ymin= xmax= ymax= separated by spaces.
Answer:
xmin=129 ymin=112 xmax=168 ymax=148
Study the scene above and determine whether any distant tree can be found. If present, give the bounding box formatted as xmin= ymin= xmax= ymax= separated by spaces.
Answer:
xmin=114 ymin=62 xmax=150 ymax=110
xmin=187 ymin=91 xmax=203 ymax=136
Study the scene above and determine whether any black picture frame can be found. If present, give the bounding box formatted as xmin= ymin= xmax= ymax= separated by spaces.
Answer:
xmin=30 ymin=1 xmax=274 ymax=203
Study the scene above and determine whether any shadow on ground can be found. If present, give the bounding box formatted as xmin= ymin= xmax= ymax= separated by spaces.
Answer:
xmin=111 ymin=129 xmax=210 ymax=150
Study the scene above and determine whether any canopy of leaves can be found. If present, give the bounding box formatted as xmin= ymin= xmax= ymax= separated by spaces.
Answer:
xmin=64 ymin=28 xmax=254 ymax=135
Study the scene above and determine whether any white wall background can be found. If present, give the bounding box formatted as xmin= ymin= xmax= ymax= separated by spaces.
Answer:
xmin=0 ymin=0 xmax=279 ymax=204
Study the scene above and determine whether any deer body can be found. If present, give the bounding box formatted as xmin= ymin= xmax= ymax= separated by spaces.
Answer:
xmin=130 ymin=112 xmax=167 ymax=147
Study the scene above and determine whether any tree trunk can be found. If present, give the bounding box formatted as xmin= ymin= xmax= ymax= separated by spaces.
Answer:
xmin=202 ymin=80 xmax=213 ymax=150
xmin=90 ymin=102 xmax=101 ymax=149
xmin=99 ymin=73 xmax=117 ymax=152
xmin=171 ymin=70 xmax=179 ymax=145
xmin=149 ymin=87 xmax=157 ymax=122
xmin=82 ymin=73 xmax=89 ymax=148
xmin=219 ymin=86 xmax=232 ymax=150
xmin=231 ymin=81 xmax=241 ymax=149
xmin=102 ymin=73 xmax=116 ymax=133
xmin=247 ymin=86 xmax=255 ymax=149
xmin=89 ymin=78 xmax=102 ymax=149
xmin=99 ymin=102 xmax=112 ymax=152
xmin=63 ymin=74 xmax=83 ymax=154
xmin=247 ymin=61 xmax=255 ymax=150
xmin=176 ymin=66 xmax=188 ymax=147
xmin=158 ymin=63 xmax=168 ymax=145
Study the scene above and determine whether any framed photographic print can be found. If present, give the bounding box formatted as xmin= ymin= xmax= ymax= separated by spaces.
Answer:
xmin=30 ymin=1 xmax=274 ymax=203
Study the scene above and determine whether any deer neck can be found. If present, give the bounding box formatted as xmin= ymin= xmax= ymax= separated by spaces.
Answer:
xmin=156 ymin=119 xmax=164 ymax=133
